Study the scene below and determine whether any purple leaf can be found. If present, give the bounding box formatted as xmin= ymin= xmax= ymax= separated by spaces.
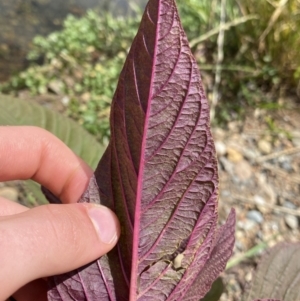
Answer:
xmin=47 ymin=0 xmax=235 ymax=300
xmin=179 ymin=209 xmax=235 ymax=301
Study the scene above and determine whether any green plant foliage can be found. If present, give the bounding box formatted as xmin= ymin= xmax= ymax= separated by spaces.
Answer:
xmin=24 ymin=180 xmax=48 ymax=206
xmin=0 ymin=94 xmax=105 ymax=169
xmin=201 ymin=278 xmax=224 ymax=301
xmin=0 ymin=11 xmax=140 ymax=142
xmin=1 ymin=0 xmax=299 ymax=136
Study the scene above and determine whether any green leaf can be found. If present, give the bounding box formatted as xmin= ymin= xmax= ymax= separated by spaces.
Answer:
xmin=201 ymin=277 xmax=224 ymax=301
xmin=0 ymin=94 xmax=104 ymax=168
xmin=245 ymin=242 xmax=300 ymax=301
xmin=23 ymin=180 xmax=48 ymax=205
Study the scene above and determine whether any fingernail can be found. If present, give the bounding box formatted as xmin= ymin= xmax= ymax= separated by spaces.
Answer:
xmin=88 ymin=205 xmax=118 ymax=244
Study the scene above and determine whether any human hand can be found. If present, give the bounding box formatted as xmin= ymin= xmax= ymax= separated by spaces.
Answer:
xmin=0 ymin=126 xmax=120 ymax=301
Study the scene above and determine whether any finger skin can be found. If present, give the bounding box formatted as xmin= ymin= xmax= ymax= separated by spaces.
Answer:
xmin=0 ymin=127 xmax=120 ymax=299
xmin=0 ymin=203 xmax=120 ymax=300
xmin=0 ymin=126 xmax=93 ymax=203
xmin=0 ymin=197 xmax=28 ymax=216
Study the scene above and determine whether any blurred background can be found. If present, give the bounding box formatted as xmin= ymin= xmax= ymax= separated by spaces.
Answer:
xmin=0 ymin=0 xmax=299 ymax=139
xmin=0 ymin=0 xmax=300 ymax=300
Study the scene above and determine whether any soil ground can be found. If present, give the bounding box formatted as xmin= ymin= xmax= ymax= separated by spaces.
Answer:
xmin=215 ymin=98 xmax=300 ymax=300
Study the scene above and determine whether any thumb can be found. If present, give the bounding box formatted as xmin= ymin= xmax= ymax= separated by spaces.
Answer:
xmin=0 ymin=203 xmax=120 ymax=298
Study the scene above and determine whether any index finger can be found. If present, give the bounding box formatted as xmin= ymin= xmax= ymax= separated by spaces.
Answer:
xmin=0 ymin=126 xmax=93 ymax=203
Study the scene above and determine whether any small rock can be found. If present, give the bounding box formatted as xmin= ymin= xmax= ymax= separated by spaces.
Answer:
xmin=269 ymin=221 xmax=279 ymax=232
xmin=234 ymin=160 xmax=252 ymax=182
xmin=243 ymin=148 xmax=259 ymax=161
xmin=61 ymin=96 xmax=70 ymax=106
xmin=247 ymin=210 xmax=264 ymax=224
xmin=235 ymin=231 xmax=246 ymax=250
xmin=277 ymin=196 xmax=285 ymax=205
xmin=253 ymin=194 xmax=272 ymax=214
xmin=254 ymin=195 xmax=265 ymax=206
xmin=0 ymin=187 xmax=19 ymax=202
xmin=283 ymin=201 xmax=297 ymax=210
xmin=291 ymin=131 xmax=300 ymax=147
xmin=245 ymin=271 xmax=252 ymax=282
xmin=292 ymin=137 xmax=300 ymax=147
xmin=258 ymin=139 xmax=272 ymax=154
xmin=255 ymin=175 xmax=276 ymax=213
xmin=278 ymin=156 xmax=293 ymax=172
xmin=81 ymin=92 xmax=91 ymax=103
xmin=64 ymin=76 xmax=75 ymax=87
xmin=236 ymin=220 xmax=243 ymax=229
xmin=215 ymin=141 xmax=227 ymax=156
xmin=228 ymin=121 xmax=240 ymax=131
xmin=74 ymin=70 xmax=83 ymax=80
xmin=227 ymin=147 xmax=243 ymax=162
xmin=219 ymin=157 xmax=234 ymax=174
xmin=243 ymin=219 xmax=257 ymax=231
xmin=285 ymin=215 xmax=299 ymax=229
xmin=51 ymin=58 xmax=63 ymax=69
xmin=213 ymin=128 xmax=226 ymax=140
xmin=221 ymin=190 xmax=230 ymax=197
xmin=48 ymin=80 xmax=64 ymax=95
xmin=254 ymin=108 xmax=262 ymax=118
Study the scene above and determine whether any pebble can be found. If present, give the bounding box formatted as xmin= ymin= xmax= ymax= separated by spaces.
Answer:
xmin=278 ymin=156 xmax=293 ymax=171
xmin=215 ymin=141 xmax=227 ymax=156
xmin=242 ymin=219 xmax=257 ymax=231
xmin=228 ymin=121 xmax=240 ymax=131
xmin=219 ymin=157 xmax=234 ymax=174
xmin=253 ymin=195 xmax=270 ymax=214
xmin=292 ymin=137 xmax=300 ymax=147
xmin=254 ymin=195 xmax=265 ymax=206
xmin=258 ymin=139 xmax=272 ymax=154
xmin=291 ymin=131 xmax=300 ymax=147
xmin=213 ymin=128 xmax=226 ymax=140
xmin=242 ymin=148 xmax=259 ymax=161
xmin=51 ymin=58 xmax=63 ymax=69
xmin=283 ymin=201 xmax=297 ymax=210
xmin=48 ymin=80 xmax=64 ymax=95
xmin=64 ymin=76 xmax=75 ymax=87
xmin=0 ymin=187 xmax=19 ymax=202
xmin=235 ymin=240 xmax=245 ymax=251
xmin=255 ymin=174 xmax=276 ymax=213
xmin=285 ymin=215 xmax=299 ymax=229
xmin=227 ymin=147 xmax=243 ymax=162
xmin=254 ymin=108 xmax=262 ymax=118
xmin=221 ymin=190 xmax=230 ymax=197
xmin=245 ymin=271 xmax=252 ymax=282
xmin=61 ymin=96 xmax=70 ymax=106
xmin=81 ymin=92 xmax=91 ymax=103
xmin=233 ymin=160 xmax=252 ymax=182
xmin=247 ymin=210 xmax=264 ymax=224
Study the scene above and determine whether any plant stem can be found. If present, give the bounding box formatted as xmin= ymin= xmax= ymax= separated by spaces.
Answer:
xmin=210 ymin=0 xmax=226 ymax=121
